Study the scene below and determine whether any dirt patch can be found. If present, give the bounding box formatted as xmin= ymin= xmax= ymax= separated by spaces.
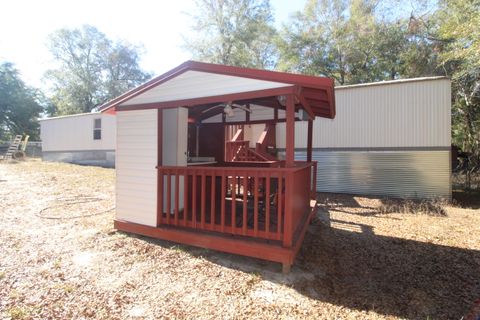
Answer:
xmin=0 ymin=159 xmax=479 ymax=319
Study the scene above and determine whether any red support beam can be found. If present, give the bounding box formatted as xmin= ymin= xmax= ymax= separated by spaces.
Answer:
xmin=285 ymin=94 xmax=295 ymax=167
xmin=307 ymin=119 xmax=313 ymax=162
xmin=294 ymin=86 xmax=315 ymax=120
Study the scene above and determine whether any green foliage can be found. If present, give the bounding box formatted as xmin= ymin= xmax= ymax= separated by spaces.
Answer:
xmin=184 ymin=0 xmax=277 ymax=69
xmin=277 ymin=0 xmax=397 ymax=84
xmin=436 ymin=0 xmax=480 ymax=186
xmin=276 ymin=0 xmax=446 ymax=84
xmin=0 ymin=62 xmax=43 ymax=140
xmin=46 ymin=25 xmax=151 ymax=116
xmin=437 ymin=0 xmax=480 ymax=75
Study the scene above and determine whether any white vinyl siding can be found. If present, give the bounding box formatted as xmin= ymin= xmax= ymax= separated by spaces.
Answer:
xmin=115 ymin=109 xmax=157 ymax=226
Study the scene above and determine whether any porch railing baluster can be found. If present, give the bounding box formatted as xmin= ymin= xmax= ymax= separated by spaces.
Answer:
xmin=157 ymin=169 xmax=163 ymax=226
xmin=183 ymin=171 xmax=188 ymax=226
xmin=210 ymin=170 xmax=216 ymax=227
xmin=174 ymin=171 xmax=179 ymax=226
xmin=277 ymin=174 xmax=283 ymax=241
xmin=265 ymin=173 xmax=271 ymax=237
xmin=201 ymin=171 xmax=206 ymax=229
xmin=242 ymin=173 xmax=248 ymax=235
xmin=231 ymin=175 xmax=236 ymax=233
xmin=254 ymin=172 xmax=259 ymax=237
xmin=166 ymin=172 xmax=171 ymax=225
xmin=192 ymin=169 xmax=197 ymax=228
xmin=221 ymin=171 xmax=226 ymax=233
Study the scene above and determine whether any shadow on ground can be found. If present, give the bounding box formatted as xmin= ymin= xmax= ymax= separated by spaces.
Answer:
xmin=453 ymin=189 xmax=480 ymax=209
xmin=122 ymin=192 xmax=480 ymax=319
xmin=128 ymin=216 xmax=480 ymax=319
xmin=294 ymin=215 xmax=480 ymax=319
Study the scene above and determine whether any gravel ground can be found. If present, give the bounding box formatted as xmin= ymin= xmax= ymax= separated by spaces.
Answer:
xmin=0 ymin=159 xmax=479 ymax=319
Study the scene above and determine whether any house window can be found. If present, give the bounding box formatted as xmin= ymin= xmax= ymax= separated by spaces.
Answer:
xmin=93 ymin=118 xmax=102 ymax=140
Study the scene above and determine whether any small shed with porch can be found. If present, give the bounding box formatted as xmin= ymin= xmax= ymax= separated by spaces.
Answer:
xmin=99 ymin=61 xmax=336 ymax=272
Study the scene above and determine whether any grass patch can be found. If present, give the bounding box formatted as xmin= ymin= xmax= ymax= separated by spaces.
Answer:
xmin=378 ymin=198 xmax=448 ymax=216
xmin=246 ymin=272 xmax=262 ymax=287
xmin=54 ymin=283 xmax=76 ymax=294
xmin=8 ymin=306 xmax=32 ymax=320
xmin=53 ymin=258 xmax=62 ymax=269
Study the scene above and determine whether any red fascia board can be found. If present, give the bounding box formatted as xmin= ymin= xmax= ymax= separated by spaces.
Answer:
xmin=327 ymin=86 xmax=336 ymax=118
xmin=302 ymin=87 xmax=329 ymax=102
xmin=99 ymin=60 xmax=335 ymax=113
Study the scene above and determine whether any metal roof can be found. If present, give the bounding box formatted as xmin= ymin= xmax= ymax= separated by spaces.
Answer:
xmin=38 ymin=112 xmax=101 ymax=122
xmin=335 ymin=76 xmax=448 ymax=90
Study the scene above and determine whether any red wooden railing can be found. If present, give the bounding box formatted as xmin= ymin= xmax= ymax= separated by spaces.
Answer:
xmin=255 ymin=123 xmax=277 ymax=161
xmin=157 ymin=162 xmax=317 ymax=246
xmin=226 ymin=140 xmax=250 ymax=161
xmin=226 ymin=140 xmax=274 ymax=162
xmin=230 ymin=127 xmax=243 ymax=142
xmin=226 ymin=125 xmax=277 ymax=162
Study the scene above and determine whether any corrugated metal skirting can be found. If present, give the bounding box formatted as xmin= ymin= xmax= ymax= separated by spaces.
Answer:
xmin=291 ymin=150 xmax=451 ymax=200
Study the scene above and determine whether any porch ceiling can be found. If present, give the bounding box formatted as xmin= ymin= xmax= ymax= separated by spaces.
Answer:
xmin=99 ymin=61 xmax=336 ymax=119
xmin=119 ymin=70 xmax=291 ymax=106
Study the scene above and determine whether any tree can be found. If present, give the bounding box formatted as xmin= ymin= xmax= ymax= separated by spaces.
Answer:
xmin=435 ymin=0 xmax=480 ymax=187
xmin=276 ymin=0 xmax=446 ymax=85
xmin=0 ymin=62 xmax=43 ymax=141
xmin=184 ymin=0 xmax=277 ymax=69
xmin=277 ymin=0 xmax=404 ymax=85
xmin=46 ymin=25 xmax=151 ymax=115
xmin=276 ymin=0 xmax=351 ymax=84
xmin=399 ymin=10 xmax=444 ymax=78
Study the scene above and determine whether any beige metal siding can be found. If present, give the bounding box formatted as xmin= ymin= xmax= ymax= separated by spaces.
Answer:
xmin=275 ymin=78 xmax=452 ymax=199
xmin=116 ymin=109 xmax=157 ymax=226
xmin=295 ymin=150 xmax=451 ymax=199
xmin=40 ymin=113 xmax=116 ymax=152
xmin=249 ymin=105 xmax=274 ymax=121
xmin=276 ymin=78 xmax=451 ymax=148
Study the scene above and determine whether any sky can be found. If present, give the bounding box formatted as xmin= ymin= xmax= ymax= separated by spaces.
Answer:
xmin=0 ymin=0 xmax=306 ymax=90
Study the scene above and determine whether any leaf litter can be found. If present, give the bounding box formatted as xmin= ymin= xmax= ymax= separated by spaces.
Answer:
xmin=0 ymin=159 xmax=479 ymax=319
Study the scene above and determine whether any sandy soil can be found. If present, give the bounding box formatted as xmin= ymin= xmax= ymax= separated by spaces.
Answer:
xmin=0 ymin=159 xmax=479 ymax=319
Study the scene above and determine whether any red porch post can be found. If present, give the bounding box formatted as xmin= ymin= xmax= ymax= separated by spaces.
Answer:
xmin=285 ymin=94 xmax=295 ymax=167
xmin=283 ymin=94 xmax=295 ymax=273
xmin=307 ymin=119 xmax=313 ymax=162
